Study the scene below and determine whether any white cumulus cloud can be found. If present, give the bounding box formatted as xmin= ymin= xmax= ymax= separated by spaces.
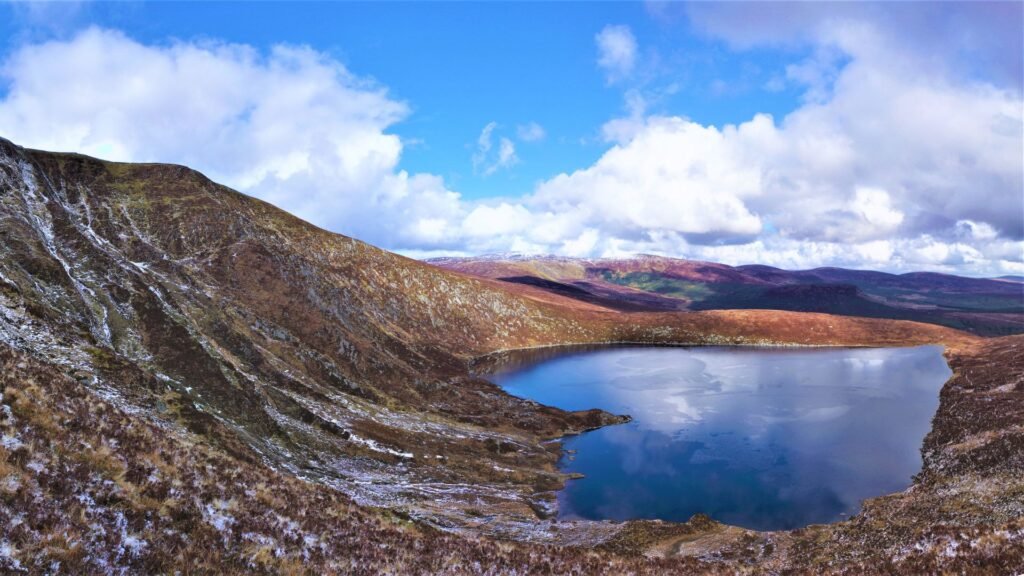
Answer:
xmin=0 ymin=27 xmax=464 ymax=250
xmin=439 ymin=11 xmax=1023 ymax=275
xmin=0 ymin=19 xmax=1020 ymax=276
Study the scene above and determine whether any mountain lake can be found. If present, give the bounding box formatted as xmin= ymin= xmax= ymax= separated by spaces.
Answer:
xmin=487 ymin=345 xmax=952 ymax=530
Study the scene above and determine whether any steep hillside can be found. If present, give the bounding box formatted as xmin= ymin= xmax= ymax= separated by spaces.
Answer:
xmin=432 ymin=255 xmax=1024 ymax=335
xmin=0 ymin=137 xmax=640 ymax=532
xmin=1 ymin=138 xmax=1021 ymax=573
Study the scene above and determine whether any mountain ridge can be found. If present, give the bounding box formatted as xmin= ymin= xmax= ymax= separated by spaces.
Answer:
xmin=429 ymin=252 xmax=1015 ymax=281
xmin=431 ymin=254 xmax=1024 ymax=335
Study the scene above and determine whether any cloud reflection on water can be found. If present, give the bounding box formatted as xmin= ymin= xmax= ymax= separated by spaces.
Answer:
xmin=492 ymin=345 xmax=951 ymax=530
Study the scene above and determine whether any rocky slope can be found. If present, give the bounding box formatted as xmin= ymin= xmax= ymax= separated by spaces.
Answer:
xmin=1 ymin=137 xmax=1021 ymax=573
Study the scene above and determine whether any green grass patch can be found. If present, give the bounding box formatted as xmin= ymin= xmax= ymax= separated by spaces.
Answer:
xmin=599 ymin=271 xmax=715 ymax=301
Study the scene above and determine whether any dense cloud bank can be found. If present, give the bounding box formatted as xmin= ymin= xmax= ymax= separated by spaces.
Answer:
xmin=0 ymin=9 xmax=1020 ymax=275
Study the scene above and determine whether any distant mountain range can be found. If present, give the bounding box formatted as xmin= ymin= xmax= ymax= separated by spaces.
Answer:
xmin=429 ymin=255 xmax=1024 ymax=336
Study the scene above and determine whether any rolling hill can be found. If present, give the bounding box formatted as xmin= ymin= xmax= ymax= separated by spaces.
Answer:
xmin=430 ymin=254 xmax=1024 ymax=336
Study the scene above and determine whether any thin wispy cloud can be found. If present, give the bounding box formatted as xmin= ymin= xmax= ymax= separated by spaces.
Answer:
xmin=516 ymin=121 xmax=546 ymax=142
xmin=472 ymin=122 xmax=519 ymax=176
xmin=595 ymin=24 xmax=637 ymax=84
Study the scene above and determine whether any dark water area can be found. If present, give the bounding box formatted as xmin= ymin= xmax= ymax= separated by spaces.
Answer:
xmin=487 ymin=345 xmax=952 ymax=530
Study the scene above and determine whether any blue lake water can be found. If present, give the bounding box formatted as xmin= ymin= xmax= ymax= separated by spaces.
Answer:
xmin=488 ymin=345 xmax=952 ymax=531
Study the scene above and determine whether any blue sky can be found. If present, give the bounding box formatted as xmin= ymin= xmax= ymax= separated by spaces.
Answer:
xmin=0 ymin=2 xmax=806 ymax=199
xmin=0 ymin=2 xmax=1021 ymax=275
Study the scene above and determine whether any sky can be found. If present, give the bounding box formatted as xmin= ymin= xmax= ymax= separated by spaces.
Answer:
xmin=0 ymin=1 xmax=1021 ymax=276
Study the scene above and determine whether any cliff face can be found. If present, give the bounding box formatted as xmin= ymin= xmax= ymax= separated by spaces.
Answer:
xmin=1 ymin=138 xmax=1020 ymax=573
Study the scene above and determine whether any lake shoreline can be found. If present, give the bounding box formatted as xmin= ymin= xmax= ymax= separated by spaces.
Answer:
xmin=487 ymin=344 xmax=952 ymax=531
